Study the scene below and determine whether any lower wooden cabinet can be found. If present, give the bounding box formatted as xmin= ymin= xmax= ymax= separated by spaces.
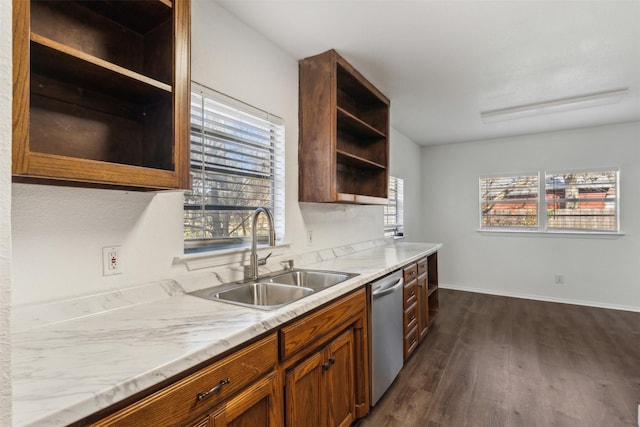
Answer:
xmin=91 ymin=334 xmax=278 ymax=427
xmin=401 ymin=252 xmax=440 ymax=360
xmin=281 ymin=288 xmax=369 ymax=427
xmin=285 ymin=329 xmax=355 ymax=427
xmin=189 ymin=371 xmax=283 ymax=427
xmin=90 ymin=288 xmax=370 ymax=427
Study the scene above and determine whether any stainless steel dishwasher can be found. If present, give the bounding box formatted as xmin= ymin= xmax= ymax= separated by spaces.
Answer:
xmin=370 ymin=270 xmax=404 ymax=405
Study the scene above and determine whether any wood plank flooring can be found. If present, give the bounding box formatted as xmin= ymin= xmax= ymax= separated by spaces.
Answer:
xmin=358 ymin=289 xmax=640 ymax=427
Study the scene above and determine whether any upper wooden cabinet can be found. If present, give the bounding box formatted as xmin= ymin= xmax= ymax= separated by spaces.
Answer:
xmin=12 ymin=0 xmax=191 ymax=190
xmin=299 ymin=49 xmax=390 ymax=204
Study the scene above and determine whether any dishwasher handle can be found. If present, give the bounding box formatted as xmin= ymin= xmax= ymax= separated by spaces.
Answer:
xmin=372 ymin=276 xmax=404 ymax=298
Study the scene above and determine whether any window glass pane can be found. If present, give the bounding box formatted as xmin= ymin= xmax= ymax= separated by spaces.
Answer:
xmin=384 ymin=176 xmax=404 ymax=237
xmin=185 ymin=85 xmax=285 ymax=251
xmin=545 ymin=171 xmax=618 ymax=232
xmin=480 ymin=175 xmax=538 ymax=228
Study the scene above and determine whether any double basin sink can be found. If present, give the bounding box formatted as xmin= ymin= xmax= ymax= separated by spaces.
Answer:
xmin=190 ymin=269 xmax=359 ymax=310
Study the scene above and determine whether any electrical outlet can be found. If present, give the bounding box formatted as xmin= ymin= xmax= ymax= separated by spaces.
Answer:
xmin=307 ymin=230 xmax=313 ymax=246
xmin=103 ymin=246 xmax=122 ymax=276
xmin=554 ymin=274 xmax=564 ymax=284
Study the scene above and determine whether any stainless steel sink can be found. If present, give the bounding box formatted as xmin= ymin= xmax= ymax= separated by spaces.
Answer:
xmin=191 ymin=282 xmax=313 ymax=310
xmin=267 ymin=269 xmax=358 ymax=290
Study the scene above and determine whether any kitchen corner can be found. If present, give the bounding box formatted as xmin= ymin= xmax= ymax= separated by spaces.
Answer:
xmin=12 ymin=240 xmax=442 ymax=427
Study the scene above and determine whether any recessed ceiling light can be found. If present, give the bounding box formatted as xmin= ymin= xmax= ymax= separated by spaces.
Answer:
xmin=480 ymin=88 xmax=629 ymax=123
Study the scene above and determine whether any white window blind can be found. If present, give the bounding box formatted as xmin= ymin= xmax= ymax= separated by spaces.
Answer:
xmin=185 ymin=83 xmax=285 ymax=251
xmin=480 ymin=174 xmax=539 ymax=229
xmin=384 ymin=176 xmax=404 ymax=237
xmin=545 ymin=170 xmax=618 ymax=232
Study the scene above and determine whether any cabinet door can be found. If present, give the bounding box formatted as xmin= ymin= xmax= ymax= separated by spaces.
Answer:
xmin=325 ymin=329 xmax=355 ymax=427
xmin=285 ymin=352 xmax=324 ymax=427
xmin=417 ymin=273 xmax=429 ymax=341
xmin=210 ymin=371 xmax=283 ymax=427
xmin=285 ymin=329 xmax=356 ymax=427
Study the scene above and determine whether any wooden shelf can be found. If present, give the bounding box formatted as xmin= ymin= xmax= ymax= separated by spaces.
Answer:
xmin=31 ymin=33 xmax=172 ymax=102
xmin=21 ymin=152 xmax=181 ymax=189
xmin=336 ymin=62 xmax=388 ymax=136
xmin=337 ymin=107 xmax=386 ymax=139
xmin=336 ymin=149 xmax=386 ymax=170
xmin=299 ymin=49 xmax=389 ymax=203
xmin=428 ymin=286 xmax=438 ymax=297
xmin=336 ymin=192 xmax=388 ymax=205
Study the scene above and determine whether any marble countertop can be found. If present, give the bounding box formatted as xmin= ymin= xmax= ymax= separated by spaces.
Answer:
xmin=12 ymin=241 xmax=442 ymax=427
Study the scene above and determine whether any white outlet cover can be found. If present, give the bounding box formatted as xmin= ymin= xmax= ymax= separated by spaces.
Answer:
xmin=103 ymin=246 xmax=123 ymax=276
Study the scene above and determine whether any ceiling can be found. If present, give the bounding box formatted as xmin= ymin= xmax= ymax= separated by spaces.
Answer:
xmin=216 ymin=0 xmax=640 ymax=146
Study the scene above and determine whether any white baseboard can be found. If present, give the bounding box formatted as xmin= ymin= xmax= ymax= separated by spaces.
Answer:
xmin=438 ymin=283 xmax=640 ymax=313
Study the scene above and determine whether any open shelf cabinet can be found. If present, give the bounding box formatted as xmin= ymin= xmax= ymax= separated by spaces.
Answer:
xmin=12 ymin=0 xmax=191 ymax=190
xmin=299 ymin=49 xmax=390 ymax=204
xmin=427 ymin=252 xmax=439 ymax=325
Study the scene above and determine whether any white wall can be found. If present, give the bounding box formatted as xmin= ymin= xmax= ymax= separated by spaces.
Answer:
xmin=421 ymin=121 xmax=640 ymax=311
xmin=10 ymin=1 xmax=424 ymax=306
xmin=389 ymin=128 xmax=423 ymax=240
xmin=0 ymin=0 xmax=12 ymax=423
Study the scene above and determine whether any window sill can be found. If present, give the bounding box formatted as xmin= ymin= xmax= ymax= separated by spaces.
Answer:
xmin=174 ymin=242 xmax=292 ymax=271
xmin=477 ymin=229 xmax=625 ymax=238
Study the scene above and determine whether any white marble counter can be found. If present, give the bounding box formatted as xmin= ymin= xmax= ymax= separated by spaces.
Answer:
xmin=12 ymin=241 xmax=441 ymax=427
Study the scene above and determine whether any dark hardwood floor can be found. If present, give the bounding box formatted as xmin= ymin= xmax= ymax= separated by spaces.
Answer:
xmin=359 ymin=289 xmax=640 ymax=427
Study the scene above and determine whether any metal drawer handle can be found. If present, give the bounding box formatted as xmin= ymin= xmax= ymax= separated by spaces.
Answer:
xmin=322 ymin=356 xmax=337 ymax=371
xmin=409 ymin=314 xmax=416 ymax=322
xmin=197 ymin=378 xmax=230 ymax=401
xmin=410 ymin=338 xmax=417 ymax=346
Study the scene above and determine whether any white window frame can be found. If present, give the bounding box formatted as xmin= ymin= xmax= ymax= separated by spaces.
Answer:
xmin=184 ymin=82 xmax=285 ymax=252
xmin=542 ymin=168 xmax=619 ymax=233
xmin=479 ymin=168 xmax=620 ymax=235
xmin=479 ymin=172 xmax=540 ymax=231
xmin=384 ymin=176 xmax=404 ymax=238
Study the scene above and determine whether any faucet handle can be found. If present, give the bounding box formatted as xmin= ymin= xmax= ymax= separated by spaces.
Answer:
xmin=257 ymin=252 xmax=272 ymax=266
xmin=280 ymin=259 xmax=294 ymax=271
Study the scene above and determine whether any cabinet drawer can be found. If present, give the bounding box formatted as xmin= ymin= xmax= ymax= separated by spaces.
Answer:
xmin=403 ymin=280 xmax=417 ymax=307
xmin=92 ymin=333 xmax=278 ymax=426
xmin=417 ymin=257 xmax=428 ymax=276
xmin=404 ymin=326 xmax=419 ymax=360
xmin=403 ymin=302 xmax=417 ymax=335
xmin=280 ymin=288 xmax=366 ymax=360
xmin=403 ymin=264 xmax=418 ymax=282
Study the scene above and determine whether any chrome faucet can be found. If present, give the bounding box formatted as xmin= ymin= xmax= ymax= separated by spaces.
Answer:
xmin=249 ymin=207 xmax=276 ymax=280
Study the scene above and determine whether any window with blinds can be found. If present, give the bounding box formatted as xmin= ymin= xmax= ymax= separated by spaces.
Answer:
xmin=545 ymin=170 xmax=618 ymax=232
xmin=384 ymin=176 xmax=404 ymax=237
xmin=480 ymin=169 xmax=619 ymax=233
xmin=185 ymin=83 xmax=285 ymax=251
xmin=480 ymin=174 xmax=539 ymax=229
